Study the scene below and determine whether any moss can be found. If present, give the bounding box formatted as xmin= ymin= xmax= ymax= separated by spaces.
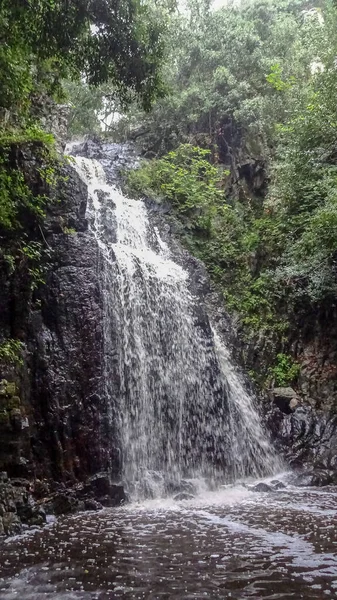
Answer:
xmin=0 ymin=340 xmax=23 ymax=366
xmin=4 ymin=382 xmax=16 ymax=396
xmin=0 ymin=126 xmax=55 ymax=148
xmin=0 ymin=380 xmax=8 ymax=396
xmin=6 ymin=396 xmax=21 ymax=410
xmin=0 ymin=411 xmax=9 ymax=426
xmin=0 ymin=381 xmax=21 ymax=412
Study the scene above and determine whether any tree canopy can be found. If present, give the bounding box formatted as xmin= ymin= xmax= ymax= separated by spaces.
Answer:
xmin=0 ymin=0 xmax=167 ymax=124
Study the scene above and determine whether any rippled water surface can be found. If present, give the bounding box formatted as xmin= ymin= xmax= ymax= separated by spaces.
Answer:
xmin=1 ymin=482 xmax=337 ymax=599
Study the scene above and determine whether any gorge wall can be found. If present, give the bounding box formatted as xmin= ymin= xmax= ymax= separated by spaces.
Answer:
xmin=0 ymin=148 xmax=126 ymax=534
xmin=210 ymin=124 xmax=337 ymax=483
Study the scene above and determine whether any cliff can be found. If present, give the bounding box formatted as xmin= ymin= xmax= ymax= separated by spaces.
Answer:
xmin=0 ymin=145 xmax=125 ymax=534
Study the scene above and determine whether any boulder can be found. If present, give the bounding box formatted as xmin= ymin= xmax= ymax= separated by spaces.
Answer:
xmin=272 ymin=387 xmax=299 ymax=415
xmin=52 ymin=493 xmax=84 ymax=515
xmin=98 ymin=485 xmax=127 ymax=507
xmin=166 ymin=479 xmax=197 ymax=496
xmin=270 ymin=480 xmax=286 ymax=490
xmin=174 ymin=492 xmax=195 ymax=501
xmin=84 ymin=499 xmax=103 ymax=511
xmin=250 ymin=482 xmax=272 ymax=493
xmin=291 ymin=469 xmax=335 ymax=487
xmin=84 ymin=473 xmax=112 ymax=497
xmin=2 ymin=512 xmax=22 ymax=535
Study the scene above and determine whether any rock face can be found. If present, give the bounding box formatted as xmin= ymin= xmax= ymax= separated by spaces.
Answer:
xmin=0 ymin=154 xmax=125 ymax=534
xmin=0 ymin=475 xmax=46 ymax=535
xmin=27 ymin=168 xmax=110 ymax=483
xmin=211 ymin=120 xmax=337 ymax=479
xmin=260 ymin=305 xmax=337 ymax=479
xmin=0 ymin=166 xmax=108 ymax=482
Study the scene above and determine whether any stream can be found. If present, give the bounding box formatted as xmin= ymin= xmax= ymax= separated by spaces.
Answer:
xmin=1 ymin=479 xmax=337 ymax=599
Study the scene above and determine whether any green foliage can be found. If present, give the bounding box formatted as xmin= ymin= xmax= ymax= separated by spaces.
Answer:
xmin=65 ymin=81 xmax=108 ymax=137
xmin=266 ymin=13 xmax=337 ymax=302
xmin=127 ymin=144 xmax=224 ymax=233
xmin=0 ymin=126 xmax=55 ymax=148
xmin=123 ymin=0 xmax=337 ymax=384
xmin=0 ymin=0 xmax=169 ymax=294
xmin=115 ymin=0 xmax=321 ymax=153
xmin=268 ymin=353 xmax=301 ymax=386
xmin=0 ymin=0 xmax=171 ymax=375
xmin=266 ymin=63 xmax=296 ymax=91
xmin=0 ymin=142 xmax=56 ymax=232
xmin=0 ymin=340 xmax=23 ymax=366
xmin=0 ymin=0 xmax=167 ymax=124
xmin=127 ymin=144 xmax=287 ymax=337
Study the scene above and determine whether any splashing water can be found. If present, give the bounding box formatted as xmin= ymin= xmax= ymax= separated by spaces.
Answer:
xmin=72 ymin=153 xmax=280 ymax=499
xmin=212 ymin=329 xmax=281 ymax=479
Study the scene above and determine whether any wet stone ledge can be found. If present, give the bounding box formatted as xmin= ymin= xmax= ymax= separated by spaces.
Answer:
xmin=0 ymin=474 xmax=45 ymax=536
xmin=0 ymin=472 xmax=127 ymax=537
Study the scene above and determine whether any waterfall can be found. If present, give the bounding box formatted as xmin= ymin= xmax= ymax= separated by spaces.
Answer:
xmin=72 ymin=151 xmax=280 ymax=499
xmin=212 ymin=330 xmax=279 ymax=480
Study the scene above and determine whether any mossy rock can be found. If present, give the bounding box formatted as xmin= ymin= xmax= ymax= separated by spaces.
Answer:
xmin=0 ymin=380 xmax=8 ymax=397
xmin=0 ymin=381 xmax=17 ymax=398
xmin=6 ymin=396 xmax=21 ymax=410
xmin=0 ymin=395 xmax=21 ymax=411
xmin=0 ymin=411 xmax=10 ymax=427
xmin=5 ymin=382 xmax=17 ymax=396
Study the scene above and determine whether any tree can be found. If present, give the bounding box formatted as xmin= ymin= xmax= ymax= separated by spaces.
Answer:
xmin=113 ymin=0 xmax=320 ymax=154
xmin=0 ymin=0 xmax=167 ymax=123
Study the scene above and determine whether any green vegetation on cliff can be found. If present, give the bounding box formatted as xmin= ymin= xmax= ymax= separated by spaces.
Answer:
xmin=124 ymin=0 xmax=337 ymax=386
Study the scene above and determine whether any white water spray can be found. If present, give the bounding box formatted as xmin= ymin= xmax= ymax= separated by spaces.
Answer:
xmin=72 ymin=153 xmax=280 ymax=498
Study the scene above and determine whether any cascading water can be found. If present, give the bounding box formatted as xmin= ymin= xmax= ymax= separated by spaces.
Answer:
xmin=212 ymin=330 xmax=280 ymax=479
xmin=72 ymin=149 xmax=280 ymax=499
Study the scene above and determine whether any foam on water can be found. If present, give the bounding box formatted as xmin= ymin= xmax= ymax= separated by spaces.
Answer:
xmin=1 ymin=482 xmax=337 ymax=599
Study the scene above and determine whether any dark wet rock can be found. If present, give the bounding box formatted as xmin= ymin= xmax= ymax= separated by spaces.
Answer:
xmin=270 ymin=480 xmax=286 ymax=490
xmin=84 ymin=499 xmax=103 ymax=511
xmin=53 ymin=493 xmax=84 ymax=516
xmin=97 ymin=485 xmax=127 ymax=507
xmin=11 ymin=478 xmax=30 ymax=489
xmin=16 ymin=501 xmax=46 ymax=526
xmin=33 ymin=479 xmax=51 ymax=500
xmin=0 ymin=476 xmax=46 ymax=535
xmin=70 ymin=138 xmax=104 ymax=160
xmin=174 ymin=492 xmax=195 ymax=501
xmin=272 ymin=387 xmax=299 ymax=415
xmin=0 ymin=162 xmax=111 ymax=490
xmin=28 ymin=513 xmax=46 ymax=527
xmin=2 ymin=512 xmax=21 ymax=536
xmin=251 ymin=482 xmax=272 ymax=493
xmin=267 ymin=402 xmax=337 ymax=474
xmin=81 ymin=474 xmax=127 ymax=507
xmin=83 ymin=473 xmax=113 ymax=497
xmin=181 ymin=480 xmax=197 ymax=494
xmin=166 ymin=479 xmax=197 ymax=496
xmin=290 ymin=469 xmax=336 ymax=487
